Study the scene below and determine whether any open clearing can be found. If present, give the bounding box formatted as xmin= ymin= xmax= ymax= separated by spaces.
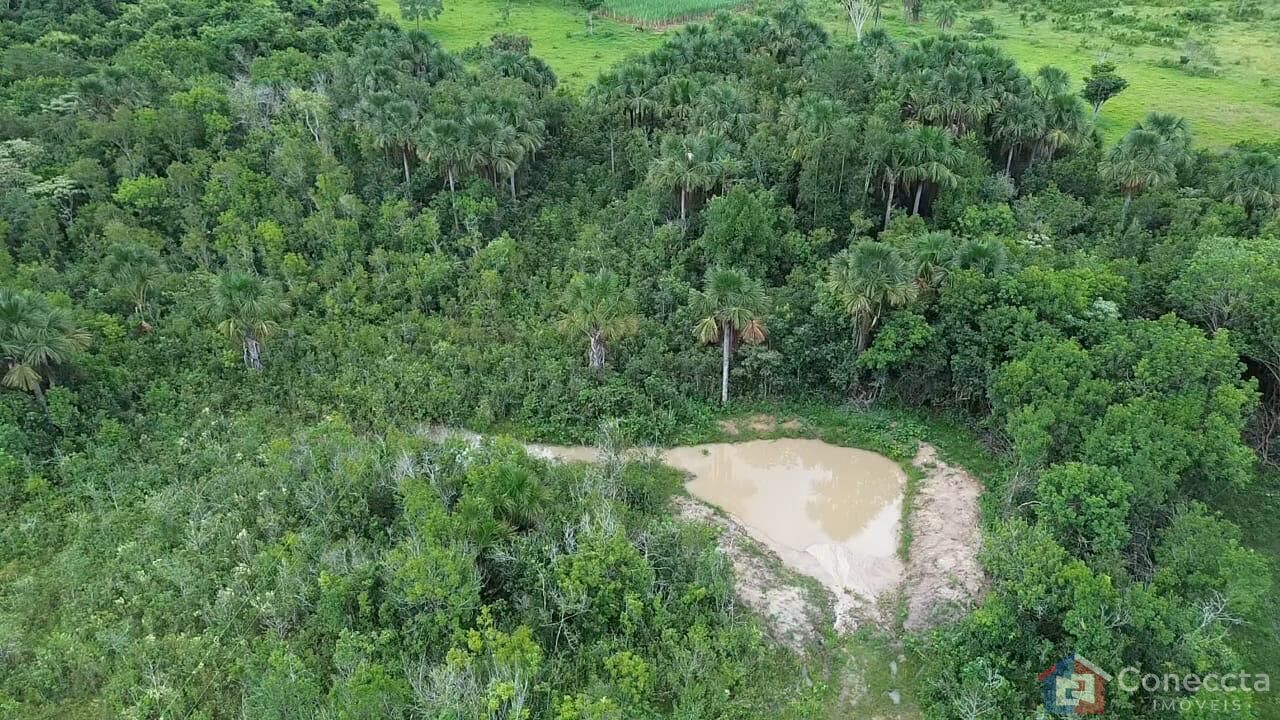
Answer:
xmin=381 ymin=0 xmax=1280 ymax=146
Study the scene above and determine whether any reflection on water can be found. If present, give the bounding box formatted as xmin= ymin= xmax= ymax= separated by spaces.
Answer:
xmin=531 ymin=438 xmax=906 ymax=601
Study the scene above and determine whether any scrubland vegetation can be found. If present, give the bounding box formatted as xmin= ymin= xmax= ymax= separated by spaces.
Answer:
xmin=2 ymin=0 xmax=1280 ymax=718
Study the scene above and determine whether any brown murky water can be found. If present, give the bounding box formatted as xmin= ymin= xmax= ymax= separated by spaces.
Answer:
xmin=528 ymin=438 xmax=907 ymax=602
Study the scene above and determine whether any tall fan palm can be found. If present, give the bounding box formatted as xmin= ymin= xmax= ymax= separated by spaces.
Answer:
xmin=1037 ymin=92 xmax=1089 ymax=163
xmin=935 ymin=1 xmax=959 ymax=29
xmin=825 ymin=241 xmax=917 ymax=353
xmin=0 ymin=289 xmax=90 ymax=405
xmin=419 ymin=118 xmax=467 ymax=199
xmin=909 ymin=231 xmax=958 ymax=290
xmin=691 ymin=268 xmax=768 ymax=405
xmin=647 ymin=134 xmax=717 ymax=226
xmin=354 ymin=92 xmax=418 ymax=183
xmin=101 ymin=242 xmax=163 ymax=323
xmin=1220 ymin=151 xmax=1280 ymax=217
xmin=559 ymin=270 xmax=640 ymax=372
xmin=954 ymin=237 xmax=1009 ymax=275
xmin=1033 ymin=65 xmax=1072 ymax=99
xmin=207 ymin=272 xmax=290 ymax=371
xmin=902 ymin=125 xmax=962 ymax=215
xmin=991 ymin=95 xmax=1045 ymax=175
xmin=878 ymin=131 xmax=910 ymax=227
xmin=1101 ymin=128 xmax=1178 ymax=226
xmin=1138 ymin=112 xmax=1192 ymax=170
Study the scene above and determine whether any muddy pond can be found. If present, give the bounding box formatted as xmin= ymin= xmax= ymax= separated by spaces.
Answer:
xmin=528 ymin=438 xmax=907 ymax=604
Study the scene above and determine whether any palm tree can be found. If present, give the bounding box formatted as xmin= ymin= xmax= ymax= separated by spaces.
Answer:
xmin=1220 ymin=151 xmax=1280 ymax=217
xmin=1137 ymin=112 xmax=1192 ymax=171
xmin=647 ymin=134 xmax=716 ymax=227
xmin=825 ymin=242 xmax=917 ymax=353
xmin=901 ymin=125 xmax=961 ymax=215
xmin=935 ymin=1 xmax=959 ymax=29
xmin=559 ymin=271 xmax=639 ymax=372
xmin=354 ymin=92 xmax=418 ymax=183
xmin=691 ymin=268 xmax=767 ymax=405
xmin=0 ymin=289 xmax=89 ymax=406
xmin=1033 ymin=65 xmax=1072 ymax=100
xmin=991 ymin=95 xmax=1044 ymax=175
xmin=1101 ymin=128 xmax=1178 ymax=227
xmin=878 ymin=131 xmax=910 ymax=227
xmin=908 ymin=231 xmax=957 ymax=290
xmin=1036 ymin=92 xmax=1089 ymax=164
xmin=101 ymin=242 xmax=163 ymax=325
xmin=207 ymin=272 xmax=289 ymax=371
xmin=914 ymin=66 xmax=994 ymax=135
xmin=419 ymin=117 xmax=467 ymax=199
xmin=954 ymin=237 xmax=1009 ymax=275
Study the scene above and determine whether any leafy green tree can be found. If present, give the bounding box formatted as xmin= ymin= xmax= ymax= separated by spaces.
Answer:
xmin=691 ymin=268 xmax=768 ymax=404
xmin=824 ymin=241 xmax=917 ymax=353
xmin=1170 ymin=236 xmax=1280 ymax=390
xmin=207 ymin=272 xmax=290 ymax=371
xmin=398 ymin=0 xmax=443 ymax=29
xmin=559 ymin=270 xmax=639 ymax=372
xmin=1101 ymin=128 xmax=1178 ymax=225
xmin=1035 ymin=462 xmax=1133 ymax=557
xmin=0 ymin=290 xmax=89 ymax=406
xmin=1081 ymin=61 xmax=1128 ymax=119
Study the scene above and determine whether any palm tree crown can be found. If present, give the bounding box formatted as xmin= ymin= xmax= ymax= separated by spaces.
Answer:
xmin=691 ymin=268 xmax=767 ymax=404
xmin=1220 ymin=151 xmax=1280 ymax=216
xmin=825 ymin=241 xmax=917 ymax=352
xmin=1101 ymin=128 xmax=1178 ymax=225
xmin=559 ymin=270 xmax=640 ymax=371
xmin=208 ymin=272 xmax=290 ymax=371
xmin=0 ymin=289 xmax=90 ymax=404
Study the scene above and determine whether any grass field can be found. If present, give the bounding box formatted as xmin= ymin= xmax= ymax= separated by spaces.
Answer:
xmin=810 ymin=3 xmax=1280 ymax=147
xmin=603 ymin=0 xmax=749 ymax=24
xmin=382 ymin=0 xmax=1280 ymax=148
xmin=377 ymin=0 xmax=664 ymax=87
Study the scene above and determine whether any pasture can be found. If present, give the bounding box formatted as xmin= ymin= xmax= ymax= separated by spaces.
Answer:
xmin=382 ymin=0 xmax=1280 ymax=147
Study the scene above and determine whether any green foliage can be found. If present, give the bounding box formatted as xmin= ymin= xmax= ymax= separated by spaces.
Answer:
xmin=2 ymin=2 xmax=1278 ymax=717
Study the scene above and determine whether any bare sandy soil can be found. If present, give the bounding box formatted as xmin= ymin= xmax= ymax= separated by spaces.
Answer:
xmin=903 ymin=443 xmax=986 ymax=631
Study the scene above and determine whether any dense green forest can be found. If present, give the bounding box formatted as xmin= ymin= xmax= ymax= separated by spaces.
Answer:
xmin=2 ymin=0 xmax=1279 ymax=717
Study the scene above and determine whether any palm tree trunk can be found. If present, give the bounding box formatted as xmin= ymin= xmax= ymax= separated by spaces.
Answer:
xmin=1006 ymin=146 xmax=1015 ymax=175
xmin=1120 ymin=192 xmax=1133 ymax=228
xmin=402 ymin=148 xmax=411 ymax=184
xmin=509 ymin=171 xmax=517 ymax=200
xmin=913 ymin=184 xmax=924 ymax=215
xmin=721 ymin=322 xmax=732 ymax=405
xmin=589 ymin=332 xmax=606 ymax=371
xmin=883 ymin=181 xmax=895 ymax=227
xmin=680 ymin=186 xmax=688 ymax=226
xmin=243 ymin=333 xmax=263 ymax=371
xmin=31 ymin=380 xmax=46 ymax=409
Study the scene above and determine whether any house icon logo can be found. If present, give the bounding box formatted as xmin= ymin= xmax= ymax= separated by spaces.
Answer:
xmin=1039 ymin=653 xmax=1111 ymax=715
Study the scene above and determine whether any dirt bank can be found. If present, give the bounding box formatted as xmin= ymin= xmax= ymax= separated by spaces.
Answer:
xmin=902 ymin=443 xmax=986 ymax=631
